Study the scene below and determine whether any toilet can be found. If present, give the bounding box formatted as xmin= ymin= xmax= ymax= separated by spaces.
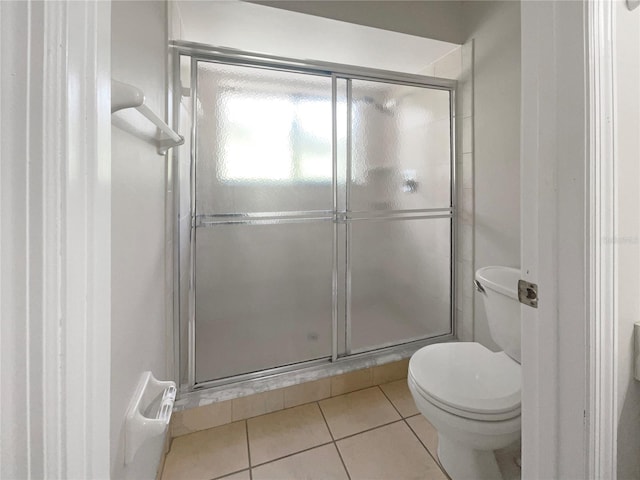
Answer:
xmin=408 ymin=266 xmax=521 ymax=480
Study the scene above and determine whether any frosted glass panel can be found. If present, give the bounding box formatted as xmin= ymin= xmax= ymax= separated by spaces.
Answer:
xmin=195 ymin=222 xmax=333 ymax=382
xmin=350 ymin=80 xmax=451 ymax=212
xmin=189 ymin=57 xmax=456 ymax=384
xmin=196 ymin=61 xmax=333 ymax=214
xmin=350 ymin=218 xmax=452 ymax=352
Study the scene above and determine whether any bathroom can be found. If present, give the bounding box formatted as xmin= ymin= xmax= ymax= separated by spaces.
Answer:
xmin=114 ymin=1 xmax=520 ymax=478
xmin=2 ymin=1 xmax=640 ymax=480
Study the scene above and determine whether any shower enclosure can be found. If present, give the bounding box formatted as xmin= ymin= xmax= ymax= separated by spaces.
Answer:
xmin=171 ymin=42 xmax=456 ymax=390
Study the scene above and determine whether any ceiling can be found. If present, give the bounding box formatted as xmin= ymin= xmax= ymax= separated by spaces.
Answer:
xmin=176 ymin=1 xmax=460 ymax=75
xmin=250 ymin=0 xmax=465 ymax=44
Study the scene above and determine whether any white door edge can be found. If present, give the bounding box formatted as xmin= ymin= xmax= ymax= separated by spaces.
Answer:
xmin=0 ymin=1 xmax=112 ymax=477
xmin=521 ymin=1 xmax=617 ymax=479
xmin=64 ymin=1 xmax=112 ymax=477
xmin=520 ymin=2 xmax=559 ymax=477
xmin=587 ymin=0 xmax=618 ymax=478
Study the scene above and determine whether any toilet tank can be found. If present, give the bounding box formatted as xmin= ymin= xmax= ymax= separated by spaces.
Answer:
xmin=475 ymin=266 xmax=521 ymax=363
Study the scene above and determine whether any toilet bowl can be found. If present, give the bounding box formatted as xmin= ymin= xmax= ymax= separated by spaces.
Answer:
xmin=408 ymin=266 xmax=521 ymax=480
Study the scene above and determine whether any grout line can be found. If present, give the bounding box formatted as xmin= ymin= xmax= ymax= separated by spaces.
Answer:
xmin=376 ymin=384 xmax=404 ymax=418
xmin=330 ymin=383 xmax=376 ymax=398
xmin=333 ymin=418 xmax=405 ymax=442
xmin=377 ymin=378 xmax=449 ymax=478
xmin=237 ymin=394 xmax=333 ymax=424
xmin=317 ymin=401 xmax=335 ymax=441
xmin=332 ymin=441 xmax=352 ymax=480
xmin=244 ymin=420 xmax=253 ymax=480
xmin=317 ymin=401 xmax=351 ymax=480
xmin=211 ymin=468 xmax=250 ymax=480
xmin=242 ymin=399 xmax=361 ymax=471
xmin=250 ymin=440 xmax=335 ymax=469
xmin=213 ymin=382 xmax=419 ymax=480
xmin=403 ymin=418 xmax=452 ymax=480
xmin=376 ymin=381 xmax=447 ymax=475
xmin=179 ymin=373 xmax=408 ymax=436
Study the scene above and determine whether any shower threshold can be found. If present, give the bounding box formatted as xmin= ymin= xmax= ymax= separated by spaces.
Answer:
xmin=174 ymin=334 xmax=455 ymax=412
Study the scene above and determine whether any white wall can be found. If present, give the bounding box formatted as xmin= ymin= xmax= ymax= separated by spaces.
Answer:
xmin=615 ymin=2 xmax=640 ymax=478
xmin=463 ymin=0 xmax=521 ymax=350
xmin=420 ymin=46 xmax=475 ymax=342
xmin=169 ymin=1 xmax=193 ymax=386
xmin=111 ymin=2 xmax=170 ymax=478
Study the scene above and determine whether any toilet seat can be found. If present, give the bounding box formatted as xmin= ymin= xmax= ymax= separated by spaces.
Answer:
xmin=409 ymin=342 xmax=521 ymax=422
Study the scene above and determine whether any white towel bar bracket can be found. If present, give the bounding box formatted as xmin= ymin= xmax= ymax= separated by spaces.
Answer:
xmin=111 ymin=79 xmax=184 ymax=155
xmin=158 ymin=136 xmax=185 ymax=155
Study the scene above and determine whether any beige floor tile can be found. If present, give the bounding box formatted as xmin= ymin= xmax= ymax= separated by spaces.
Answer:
xmin=406 ymin=414 xmax=439 ymax=459
xmin=247 ymin=403 xmax=332 ymax=465
xmin=252 ymin=444 xmax=349 ymax=480
xmin=379 ymin=380 xmax=420 ymax=417
xmin=319 ymin=387 xmax=401 ymax=439
xmin=162 ymin=421 xmax=248 ymax=480
xmin=218 ymin=470 xmax=251 ymax=480
xmin=337 ymin=422 xmax=446 ymax=480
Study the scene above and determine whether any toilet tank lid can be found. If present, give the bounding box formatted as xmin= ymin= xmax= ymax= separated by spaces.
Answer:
xmin=475 ymin=266 xmax=520 ymax=300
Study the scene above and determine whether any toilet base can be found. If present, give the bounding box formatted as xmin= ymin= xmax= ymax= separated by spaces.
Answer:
xmin=437 ymin=434 xmax=503 ymax=480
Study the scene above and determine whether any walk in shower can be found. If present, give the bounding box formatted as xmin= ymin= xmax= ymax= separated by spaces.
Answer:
xmin=171 ymin=42 xmax=456 ymax=391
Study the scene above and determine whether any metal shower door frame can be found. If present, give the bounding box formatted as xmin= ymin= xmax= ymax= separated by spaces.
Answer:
xmin=171 ymin=41 xmax=458 ymax=392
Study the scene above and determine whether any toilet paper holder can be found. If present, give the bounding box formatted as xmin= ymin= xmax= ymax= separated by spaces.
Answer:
xmin=124 ymin=371 xmax=176 ymax=465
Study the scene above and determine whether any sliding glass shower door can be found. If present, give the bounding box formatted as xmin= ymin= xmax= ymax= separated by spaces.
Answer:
xmin=194 ymin=62 xmax=336 ymax=382
xmin=346 ymin=79 xmax=452 ymax=353
xmin=190 ymin=55 xmax=454 ymax=385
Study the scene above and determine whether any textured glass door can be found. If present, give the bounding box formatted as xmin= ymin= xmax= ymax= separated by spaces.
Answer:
xmin=190 ymin=56 xmax=454 ymax=385
xmin=194 ymin=61 xmax=335 ymax=383
xmin=346 ymin=79 xmax=453 ymax=353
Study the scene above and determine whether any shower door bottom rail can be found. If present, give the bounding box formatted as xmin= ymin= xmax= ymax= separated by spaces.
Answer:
xmin=185 ymin=332 xmax=455 ymax=393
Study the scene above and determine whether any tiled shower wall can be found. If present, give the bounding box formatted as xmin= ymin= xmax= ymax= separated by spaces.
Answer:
xmin=421 ymin=42 xmax=474 ymax=342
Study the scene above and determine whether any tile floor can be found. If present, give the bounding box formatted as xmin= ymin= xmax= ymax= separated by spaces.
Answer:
xmin=162 ymin=379 xmax=448 ymax=480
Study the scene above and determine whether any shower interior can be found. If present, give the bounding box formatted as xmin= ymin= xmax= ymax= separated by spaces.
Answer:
xmin=172 ymin=43 xmax=456 ymax=391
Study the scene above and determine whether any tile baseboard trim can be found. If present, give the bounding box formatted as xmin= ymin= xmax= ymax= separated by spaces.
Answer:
xmin=171 ymin=359 xmax=410 ymax=438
